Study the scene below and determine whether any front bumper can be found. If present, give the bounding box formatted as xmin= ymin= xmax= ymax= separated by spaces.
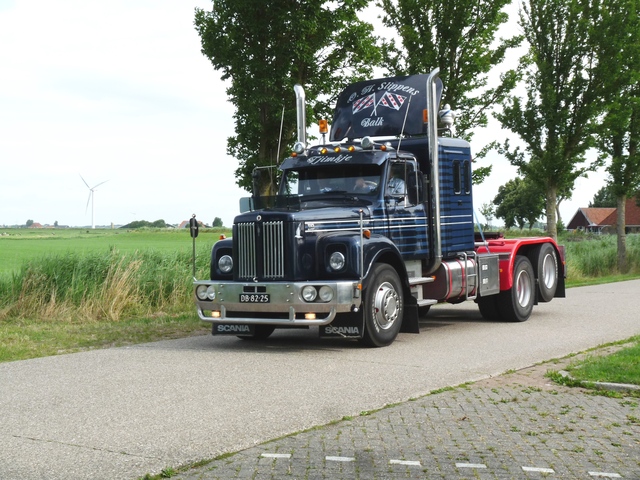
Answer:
xmin=194 ymin=280 xmax=362 ymax=325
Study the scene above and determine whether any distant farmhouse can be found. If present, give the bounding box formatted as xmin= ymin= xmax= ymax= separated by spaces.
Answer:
xmin=567 ymin=196 xmax=640 ymax=234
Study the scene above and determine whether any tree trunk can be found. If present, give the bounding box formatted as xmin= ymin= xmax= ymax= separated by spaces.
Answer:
xmin=616 ymin=195 xmax=627 ymax=273
xmin=546 ymin=185 xmax=558 ymax=241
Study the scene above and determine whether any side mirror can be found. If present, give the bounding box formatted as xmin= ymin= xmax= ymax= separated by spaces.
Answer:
xmin=239 ymin=197 xmax=253 ymax=213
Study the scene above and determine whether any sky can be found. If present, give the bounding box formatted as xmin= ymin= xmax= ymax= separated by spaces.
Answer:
xmin=0 ymin=0 xmax=607 ymax=229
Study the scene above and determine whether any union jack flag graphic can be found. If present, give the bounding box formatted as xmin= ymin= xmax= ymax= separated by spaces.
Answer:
xmin=378 ymin=91 xmax=406 ymax=111
xmin=352 ymin=93 xmax=375 ymax=114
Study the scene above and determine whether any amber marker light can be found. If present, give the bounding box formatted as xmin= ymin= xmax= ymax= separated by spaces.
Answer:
xmin=348 ymin=145 xmax=356 ymax=152
xmin=423 ymin=109 xmax=428 ymax=123
xmin=319 ymin=119 xmax=328 ymax=134
xmin=334 ymin=146 xmax=341 ymax=153
xmin=219 ymin=234 xmax=226 ymax=240
xmin=363 ymin=229 xmax=371 ymax=239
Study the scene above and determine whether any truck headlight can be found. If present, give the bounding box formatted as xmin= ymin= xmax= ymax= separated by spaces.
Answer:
xmin=301 ymin=285 xmax=317 ymax=302
xmin=196 ymin=285 xmax=216 ymax=301
xmin=319 ymin=286 xmax=334 ymax=302
xmin=196 ymin=285 xmax=208 ymax=300
xmin=218 ymin=255 xmax=233 ymax=273
xmin=329 ymin=251 xmax=345 ymax=271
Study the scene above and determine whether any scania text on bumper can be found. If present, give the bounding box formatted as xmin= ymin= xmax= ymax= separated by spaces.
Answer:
xmin=194 ymin=280 xmax=362 ymax=326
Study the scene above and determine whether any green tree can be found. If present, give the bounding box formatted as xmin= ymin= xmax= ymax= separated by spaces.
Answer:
xmin=377 ymin=0 xmax=521 ymax=183
xmin=589 ymin=184 xmax=617 ymax=208
xmin=194 ymin=0 xmax=381 ymax=191
xmin=25 ymin=219 xmax=33 ymax=227
xmin=478 ymin=202 xmax=495 ymax=230
xmin=496 ymin=0 xmax=605 ymax=240
xmin=212 ymin=217 xmax=223 ymax=228
xmin=493 ymin=177 xmax=545 ymax=229
xmin=592 ymin=0 xmax=640 ymax=272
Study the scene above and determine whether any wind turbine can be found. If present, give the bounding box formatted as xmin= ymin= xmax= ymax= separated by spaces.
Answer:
xmin=80 ymin=175 xmax=108 ymax=229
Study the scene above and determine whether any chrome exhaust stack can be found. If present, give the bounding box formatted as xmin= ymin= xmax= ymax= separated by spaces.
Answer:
xmin=425 ymin=68 xmax=442 ymax=275
xmin=294 ymin=84 xmax=306 ymax=148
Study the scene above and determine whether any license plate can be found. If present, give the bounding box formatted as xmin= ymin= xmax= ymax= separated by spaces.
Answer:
xmin=239 ymin=293 xmax=270 ymax=303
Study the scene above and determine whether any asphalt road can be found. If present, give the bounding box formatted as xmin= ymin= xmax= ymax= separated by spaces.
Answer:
xmin=0 ymin=280 xmax=639 ymax=480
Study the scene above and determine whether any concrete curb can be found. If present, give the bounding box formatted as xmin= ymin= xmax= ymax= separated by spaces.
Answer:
xmin=558 ymin=370 xmax=640 ymax=393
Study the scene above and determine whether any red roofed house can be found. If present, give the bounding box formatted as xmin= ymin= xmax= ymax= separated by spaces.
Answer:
xmin=567 ymin=196 xmax=640 ymax=233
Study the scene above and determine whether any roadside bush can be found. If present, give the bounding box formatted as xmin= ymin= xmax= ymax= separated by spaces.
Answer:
xmin=0 ymin=246 xmax=211 ymax=323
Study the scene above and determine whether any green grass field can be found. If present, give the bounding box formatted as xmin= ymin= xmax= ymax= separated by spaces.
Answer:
xmin=0 ymin=228 xmax=226 ymax=277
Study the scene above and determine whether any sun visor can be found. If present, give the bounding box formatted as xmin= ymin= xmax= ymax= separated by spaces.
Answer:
xmin=330 ymin=74 xmax=442 ymax=142
xmin=280 ymin=151 xmax=389 ymax=170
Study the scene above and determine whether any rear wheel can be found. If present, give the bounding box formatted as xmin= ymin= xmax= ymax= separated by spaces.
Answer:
xmin=237 ymin=325 xmax=276 ymax=340
xmin=359 ymin=264 xmax=404 ymax=347
xmin=528 ymin=243 xmax=558 ymax=303
xmin=497 ymin=255 xmax=535 ymax=322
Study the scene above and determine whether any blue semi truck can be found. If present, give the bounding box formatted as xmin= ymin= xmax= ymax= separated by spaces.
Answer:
xmin=193 ymin=69 xmax=565 ymax=347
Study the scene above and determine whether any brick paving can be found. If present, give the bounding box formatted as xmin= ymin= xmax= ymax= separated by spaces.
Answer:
xmin=171 ymin=373 xmax=640 ymax=480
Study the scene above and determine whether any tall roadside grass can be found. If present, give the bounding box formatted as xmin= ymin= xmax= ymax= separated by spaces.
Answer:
xmin=0 ymin=246 xmax=211 ymax=323
xmin=563 ymin=232 xmax=640 ymax=281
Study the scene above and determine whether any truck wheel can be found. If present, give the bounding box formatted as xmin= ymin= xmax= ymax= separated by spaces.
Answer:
xmin=237 ymin=325 xmax=276 ymax=340
xmin=497 ymin=255 xmax=535 ymax=322
xmin=359 ymin=264 xmax=404 ymax=347
xmin=528 ymin=243 xmax=558 ymax=303
xmin=477 ymin=295 xmax=501 ymax=320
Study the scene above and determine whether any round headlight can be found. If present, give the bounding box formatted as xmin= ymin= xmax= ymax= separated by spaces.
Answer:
xmin=218 ymin=255 xmax=233 ymax=274
xmin=319 ymin=286 xmax=334 ymax=302
xmin=196 ymin=285 xmax=209 ymax=300
xmin=206 ymin=285 xmax=216 ymax=300
xmin=361 ymin=136 xmax=373 ymax=149
xmin=301 ymin=285 xmax=317 ymax=302
xmin=329 ymin=251 xmax=346 ymax=271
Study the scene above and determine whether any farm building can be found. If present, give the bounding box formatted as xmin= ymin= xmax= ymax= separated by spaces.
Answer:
xmin=567 ymin=196 xmax=640 ymax=233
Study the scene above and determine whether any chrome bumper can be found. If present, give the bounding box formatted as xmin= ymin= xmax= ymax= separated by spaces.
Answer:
xmin=194 ymin=280 xmax=362 ymax=326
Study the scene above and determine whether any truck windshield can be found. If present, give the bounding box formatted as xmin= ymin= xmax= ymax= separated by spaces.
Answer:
xmin=281 ymin=164 xmax=381 ymax=198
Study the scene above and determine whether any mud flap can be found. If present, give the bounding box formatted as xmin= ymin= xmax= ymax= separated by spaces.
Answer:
xmin=400 ymin=304 xmax=420 ymax=333
xmin=212 ymin=324 xmax=254 ymax=336
xmin=319 ymin=311 xmax=364 ymax=339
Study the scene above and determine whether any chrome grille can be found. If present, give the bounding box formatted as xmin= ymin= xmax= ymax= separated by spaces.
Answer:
xmin=263 ymin=221 xmax=284 ymax=278
xmin=236 ymin=221 xmax=285 ymax=280
xmin=237 ymin=222 xmax=256 ymax=278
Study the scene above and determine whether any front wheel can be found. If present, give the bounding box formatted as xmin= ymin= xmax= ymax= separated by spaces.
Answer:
xmin=359 ymin=264 xmax=404 ymax=347
xmin=497 ymin=255 xmax=535 ymax=322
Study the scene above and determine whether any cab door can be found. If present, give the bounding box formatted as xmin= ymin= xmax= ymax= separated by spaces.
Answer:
xmin=385 ymin=159 xmax=429 ymax=259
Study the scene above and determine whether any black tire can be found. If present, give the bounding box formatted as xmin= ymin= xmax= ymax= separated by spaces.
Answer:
xmin=477 ymin=295 xmax=501 ymax=320
xmin=237 ymin=325 xmax=276 ymax=340
xmin=359 ymin=264 xmax=404 ymax=347
xmin=528 ymin=243 xmax=559 ymax=303
xmin=497 ymin=255 xmax=535 ymax=322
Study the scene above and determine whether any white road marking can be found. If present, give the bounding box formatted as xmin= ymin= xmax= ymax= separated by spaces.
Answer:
xmin=523 ymin=466 xmax=555 ymax=473
xmin=326 ymin=456 xmax=355 ymax=462
xmin=261 ymin=453 xmax=291 ymax=459
xmin=455 ymin=463 xmax=487 ymax=469
xmin=389 ymin=459 xmax=421 ymax=466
